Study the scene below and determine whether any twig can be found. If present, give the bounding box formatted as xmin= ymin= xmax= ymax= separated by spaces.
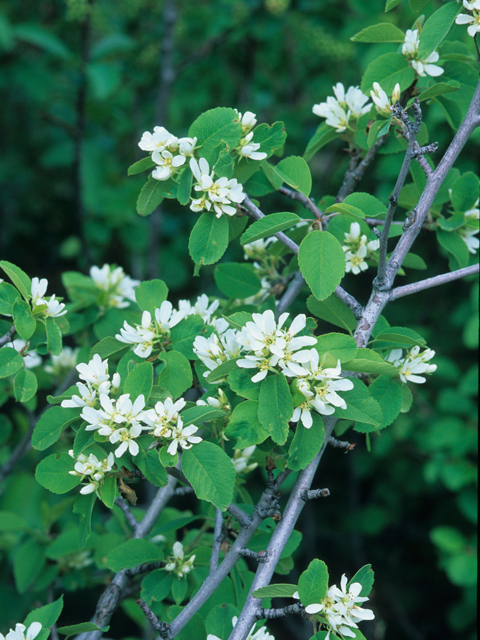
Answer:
xmin=278 ymin=186 xmax=322 ymax=220
xmin=390 ymin=264 xmax=479 ymax=300
xmin=276 ymin=271 xmax=306 ymax=318
xmin=209 ymin=509 xmax=224 ymax=575
xmin=239 ymin=548 xmax=269 ymax=563
xmin=0 ymin=324 xmax=16 ymax=347
xmin=227 ymin=503 xmax=253 ymax=529
xmin=258 ymin=603 xmax=305 ymax=619
xmin=328 ymin=436 xmax=355 ymax=451
xmin=114 ymin=497 xmax=139 ymax=534
xmin=136 ymin=599 xmax=165 ymax=632
xmin=301 ymin=488 xmax=330 ymax=501
xmin=242 ymin=196 xmax=299 ymax=255
xmin=173 ymin=486 xmax=194 ymax=496
xmin=335 ymin=134 xmax=389 ymax=202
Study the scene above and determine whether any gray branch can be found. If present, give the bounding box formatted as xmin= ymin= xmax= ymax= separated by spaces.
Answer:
xmin=390 ymin=263 xmax=479 ymax=300
xmin=114 ymin=497 xmax=139 ymax=534
xmin=258 ymin=603 xmax=305 ymax=619
xmin=328 ymin=436 xmax=355 ymax=451
xmin=227 ymin=503 xmax=253 ymax=528
xmin=278 ymin=186 xmax=322 ymax=220
xmin=0 ymin=324 xmax=16 ymax=347
xmin=209 ymin=509 xmax=224 ymax=575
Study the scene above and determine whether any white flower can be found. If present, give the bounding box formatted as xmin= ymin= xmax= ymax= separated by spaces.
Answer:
xmin=243 ymin=237 xmax=277 ymax=260
xmin=238 ymin=132 xmax=267 ymax=161
xmin=76 ymin=354 xmax=110 ymax=386
xmin=69 ymin=450 xmax=115 ymax=492
xmin=3 ymin=339 xmax=42 ymax=369
xmin=138 ymin=126 xmax=178 ymax=153
xmin=155 ymin=300 xmax=185 ymax=331
xmin=458 ymin=226 xmax=480 ymax=253
xmin=456 ymin=8 xmax=480 ymax=37
xmin=464 ymin=199 xmax=480 ymax=219
xmin=0 ymin=623 xmax=42 ymax=640
xmin=313 ymin=83 xmax=371 ymax=132
xmin=231 ymin=617 xmax=274 ymax=640
xmin=345 ymin=245 xmax=369 ymax=274
xmin=167 ymin=418 xmax=202 ymax=455
xmin=233 ymin=446 xmax=258 ymax=474
xmin=194 ymin=329 xmax=243 ymax=376
xmin=342 ymin=222 xmax=379 ymax=274
xmin=30 ymin=277 xmax=67 ymax=317
xmin=178 ymin=294 xmax=220 ymax=324
xmin=151 ymin=149 xmax=186 ymax=181
xmin=61 ymin=381 xmax=97 ymax=408
xmin=386 ymin=346 xmax=436 ymax=384
xmin=109 ymin=423 xmax=144 ymax=457
xmin=402 ymin=29 xmax=443 ymax=77
xmin=313 ymin=97 xmax=350 ymax=132
xmin=142 ymin=397 xmax=186 ymax=438
xmin=344 ymin=85 xmax=371 ymax=118
xmin=90 ymin=264 xmax=139 ymax=309
xmin=370 ymin=82 xmax=400 ymax=116
xmin=164 ymin=541 xmax=195 ymax=578
xmin=45 ymin=346 xmax=79 ymax=376
xmin=235 ymin=110 xmax=257 ymax=133
xmin=31 ymin=278 xmax=48 ymax=306
xmin=189 ymin=157 xmax=245 ymax=218
xmin=178 ymin=136 xmax=197 ymax=156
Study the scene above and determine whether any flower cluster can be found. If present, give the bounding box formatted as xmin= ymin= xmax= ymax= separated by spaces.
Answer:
xmin=457 ymin=198 xmax=480 ymax=254
xmin=139 ymin=126 xmax=197 ymax=181
xmin=455 ymin=0 xmax=480 ymax=37
xmin=234 ymin=110 xmax=267 ymax=161
xmin=116 ymin=301 xmax=185 ymax=358
xmin=303 ymin=574 xmax=375 ymax=639
xmin=385 ymin=346 xmax=437 ymax=384
xmin=31 ymin=277 xmax=67 ymax=317
xmin=193 ymin=330 xmax=243 ymax=376
xmin=178 ymin=293 xmax=220 ymax=325
xmin=370 ymin=82 xmax=401 ymax=117
xmin=89 ymin=264 xmax=139 ymax=309
xmin=402 ymin=29 xmax=443 ymax=77
xmin=69 ymin=450 xmax=115 ymax=494
xmin=165 ymin=541 xmax=195 ymax=579
xmin=313 ymin=83 xmax=371 ymax=133
xmin=232 ymin=445 xmax=258 ymax=474
xmin=142 ymin=397 xmax=202 ymax=456
xmin=61 ymin=354 xmax=120 ymax=410
xmin=189 ymin=158 xmax=245 ymax=218
xmin=342 ymin=222 xmax=380 ymax=274
xmin=0 ymin=623 xmax=42 ymax=640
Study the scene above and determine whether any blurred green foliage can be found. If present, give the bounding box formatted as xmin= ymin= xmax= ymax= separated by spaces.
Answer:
xmin=0 ymin=1 xmax=477 ymax=640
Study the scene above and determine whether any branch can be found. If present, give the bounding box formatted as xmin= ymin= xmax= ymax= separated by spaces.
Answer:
xmin=114 ymin=497 xmax=139 ymax=534
xmin=242 ymin=196 xmax=299 ymax=254
xmin=278 ymin=186 xmax=321 ymax=220
xmin=228 ymin=416 xmax=338 ymax=640
xmin=0 ymin=324 xmax=16 ymax=347
xmin=390 ymin=264 xmax=479 ymax=301
xmin=328 ymin=436 xmax=355 ymax=451
xmin=136 ymin=599 xmax=171 ymax=638
xmin=335 ymin=133 xmax=389 ymax=202
xmin=258 ymin=603 xmax=305 ymax=619
xmin=301 ymin=488 xmax=330 ymax=501
xmin=276 ymin=271 xmax=306 ymax=318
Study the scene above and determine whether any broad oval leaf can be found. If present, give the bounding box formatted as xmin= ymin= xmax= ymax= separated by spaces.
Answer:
xmin=298 ymin=559 xmax=329 ymax=606
xmin=157 ymin=350 xmax=192 ymax=399
xmin=0 ymin=260 xmax=32 ymax=301
xmin=182 ymin=441 xmax=236 ymax=511
xmin=298 ymin=231 xmax=346 ymax=301
xmin=35 ymin=453 xmax=81 ymax=494
xmin=214 ymin=263 xmax=262 ymax=299
xmin=273 ymin=156 xmax=312 ymax=197
xmin=32 ymin=407 xmax=81 ymax=451
xmin=417 ymin=3 xmax=461 ymax=60
xmin=361 ymin=52 xmax=415 ymax=94
xmin=351 ymin=23 xmax=406 ymax=43
xmin=315 ymin=333 xmax=358 ymax=363
xmin=14 ymin=369 xmax=37 ymax=403
xmin=123 ymin=361 xmax=153 ymax=402
xmin=224 ymin=400 xmax=269 ymax=448
xmin=106 ymin=539 xmax=164 ymax=572
xmin=136 ymin=176 xmax=164 ymax=217
xmin=334 ymin=379 xmax=383 ymax=427
xmin=135 ymin=279 xmax=169 ymax=314
xmin=0 ymin=347 xmax=24 ymax=379
xmin=189 ymin=213 xmax=229 ymax=266
xmin=304 ymin=123 xmax=338 ymax=161
xmin=288 ymin=413 xmax=325 ymax=471
xmin=325 ymin=203 xmax=365 ymax=219
xmin=257 ymin=373 xmax=293 ymax=445
xmin=188 ymin=107 xmax=242 ymax=165
xmin=253 ymin=584 xmax=299 ymax=599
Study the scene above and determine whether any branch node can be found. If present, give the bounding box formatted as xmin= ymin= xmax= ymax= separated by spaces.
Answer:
xmin=301 ymin=488 xmax=330 ymax=501
xmin=239 ymin=548 xmax=270 ymax=563
xmin=328 ymin=436 xmax=355 ymax=452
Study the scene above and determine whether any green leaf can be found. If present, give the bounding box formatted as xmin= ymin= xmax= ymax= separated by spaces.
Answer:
xmin=12 ymin=298 xmax=36 ymax=339
xmin=214 ymin=148 xmax=234 ymax=179
xmin=298 ymin=559 xmax=329 ymax=606
xmin=181 ymin=404 xmax=226 ymax=427
xmin=24 ymin=596 xmax=64 ymax=628
xmin=348 ymin=564 xmax=375 ymax=597
xmin=135 ymin=279 xmax=169 ymax=314
xmin=351 ymin=23 xmax=405 ymax=42
xmin=361 ymin=52 xmax=415 ymax=94
xmin=46 ymin=317 xmax=62 ymax=355
xmin=99 ymin=475 xmax=117 ymax=508
xmin=32 ymin=407 xmax=81 ymax=451
xmin=172 ymin=575 xmax=189 ymax=604
xmin=227 ymin=368 xmax=260 ymax=400
xmin=298 ymin=231 xmax=346 ymax=301
xmin=288 ymin=413 xmax=325 ymax=471
xmin=224 ymin=400 xmax=269 ymax=448
xmin=14 ymin=369 xmax=37 ymax=402
xmin=205 ymin=358 xmax=241 ymax=383
xmin=417 ymin=2 xmax=461 ymax=60
xmin=177 ymin=166 xmax=194 ymax=205
xmin=325 ymin=202 xmax=365 ymax=218
xmin=188 ymin=213 xmax=229 ymax=266
xmin=0 ymin=260 xmax=32 ymax=301
xmin=307 ymin=294 xmax=356 ymax=334
xmin=182 ymin=440 xmax=236 ymax=510
xmin=436 ymin=212 xmax=468 ymax=232
xmin=135 ymin=448 xmax=169 ymax=487
xmin=106 ymin=539 xmax=164 ymax=572
xmin=252 ymin=122 xmax=287 ymax=159
xmin=14 ymin=538 xmax=46 ymax=593
xmin=253 ymin=583 xmax=299 ymax=599
xmin=127 ymin=156 xmax=156 ymax=176
xmin=261 ymin=160 xmax=284 ymax=190
xmin=0 ymin=510 xmax=28 ymax=531
xmin=401 ymin=252 xmax=427 ymax=270
xmin=342 ymin=348 xmax=398 ymax=375
xmin=170 ymin=315 xmax=206 ymax=359
xmin=257 ymin=373 xmax=293 ymax=445
xmin=189 ymin=107 xmax=242 ymax=165
xmin=372 ymin=326 xmax=427 ymax=349
xmin=407 ymin=81 xmax=460 ymax=106
xmin=354 ymin=375 xmax=403 ymax=432
xmin=304 ymin=123 xmax=338 ymax=161
xmin=14 ymin=23 xmax=71 ymax=58
xmin=0 ymin=281 xmax=21 ymax=315
xmin=240 ymin=212 xmax=301 ymax=245
xmin=57 ymin=624 xmax=106 ymax=639
xmin=123 ymin=361 xmax=153 ymax=402
xmin=136 ymin=176 xmax=164 ymax=217
xmin=205 ymin=604 xmax=240 ymax=640
xmin=272 ymin=156 xmax=312 ymax=197
xmin=157 ymin=350 xmax=192 ymax=399
xmin=214 ymin=263 xmax=262 ymax=299
xmin=315 ymin=333 xmax=358 ymax=363
xmin=89 ymin=337 xmax=129 ymax=360
xmin=74 ymin=492 xmax=96 ymax=548
xmin=333 ymin=379 xmax=383 ymax=427
xmin=436 ymin=229 xmax=469 ymax=269
xmin=141 ymin=571 xmax=173 ymax=604
xmin=409 ymin=0 xmax=430 ymax=13
xmin=159 ymin=446 xmax=178 ymax=468
xmin=0 ymin=346 xmax=23 ymax=378
xmin=385 ymin=0 xmax=404 ymax=11
xmin=450 ymin=172 xmax=479 ymax=213
xmin=35 ymin=452 xmax=81 ymax=494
